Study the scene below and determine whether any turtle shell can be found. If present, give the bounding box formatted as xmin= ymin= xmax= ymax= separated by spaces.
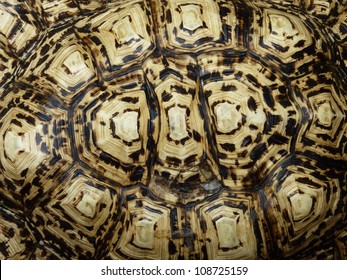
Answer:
xmin=0 ymin=0 xmax=346 ymax=259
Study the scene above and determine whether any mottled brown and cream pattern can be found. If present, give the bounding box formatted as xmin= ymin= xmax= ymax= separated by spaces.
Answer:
xmin=0 ymin=0 xmax=346 ymax=259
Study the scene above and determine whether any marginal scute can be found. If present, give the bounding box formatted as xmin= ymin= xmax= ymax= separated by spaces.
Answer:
xmin=31 ymin=168 xmax=119 ymax=259
xmin=18 ymin=28 xmax=97 ymax=104
xmin=77 ymin=0 xmax=108 ymax=12
xmin=110 ymin=187 xmax=172 ymax=259
xmin=2 ymin=120 xmax=48 ymax=177
xmin=293 ymin=70 xmax=347 ymax=159
xmin=0 ymin=206 xmax=33 ymax=259
xmin=335 ymin=229 xmax=347 ymax=259
xmin=192 ymin=191 xmax=267 ymax=259
xmin=0 ymin=4 xmax=39 ymax=55
xmin=331 ymin=10 xmax=347 ymax=44
xmin=38 ymin=0 xmax=79 ymax=26
xmin=157 ymin=0 xmax=239 ymax=52
xmin=0 ymin=87 xmax=72 ymax=208
xmin=265 ymin=159 xmax=344 ymax=257
xmin=75 ymin=0 xmax=155 ymax=77
xmin=333 ymin=13 xmax=347 ymax=75
xmin=0 ymin=48 xmax=17 ymax=95
xmin=249 ymin=5 xmax=329 ymax=76
xmin=46 ymin=45 xmax=95 ymax=91
xmin=301 ymin=0 xmax=335 ymax=17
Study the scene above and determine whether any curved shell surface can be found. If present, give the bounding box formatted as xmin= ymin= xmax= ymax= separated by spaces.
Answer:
xmin=0 ymin=0 xmax=347 ymax=259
